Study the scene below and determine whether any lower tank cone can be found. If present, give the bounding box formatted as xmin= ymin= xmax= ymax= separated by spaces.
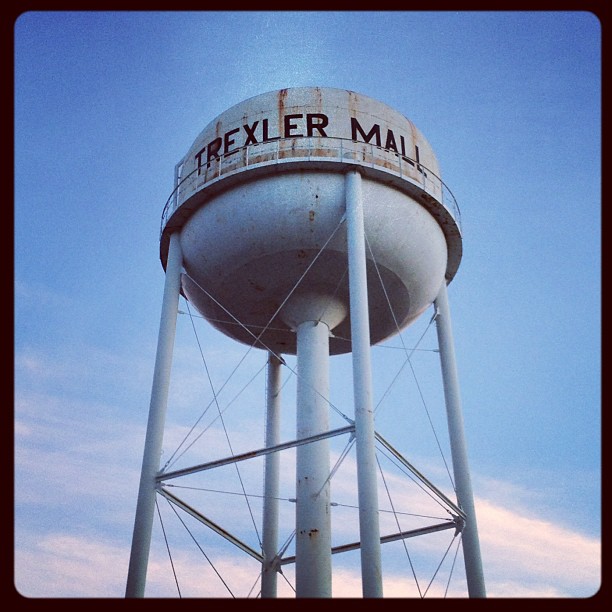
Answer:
xmin=178 ymin=170 xmax=448 ymax=356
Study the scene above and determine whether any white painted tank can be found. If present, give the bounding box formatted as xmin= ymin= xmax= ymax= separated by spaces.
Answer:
xmin=160 ymin=87 xmax=462 ymax=355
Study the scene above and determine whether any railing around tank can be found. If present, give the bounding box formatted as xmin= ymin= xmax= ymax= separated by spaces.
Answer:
xmin=161 ymin=137 xmax=461 ymax=237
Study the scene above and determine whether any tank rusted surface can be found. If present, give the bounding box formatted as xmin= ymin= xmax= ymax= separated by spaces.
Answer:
xmin=161 ymin=88 xmax=462 ymax=355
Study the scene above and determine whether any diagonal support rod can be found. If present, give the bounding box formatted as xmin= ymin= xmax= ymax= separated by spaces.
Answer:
xmin=279 ymin=520 xmax=459 ymax=565
xmin=374 ymin=432 xmax=466 ymax=520
xmin=158 ymin=486 xmax=264 ymax=563
xmin=157 ymin=425 xmax=355 ymax=483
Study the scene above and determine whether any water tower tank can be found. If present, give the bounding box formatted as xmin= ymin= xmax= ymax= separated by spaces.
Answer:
xmin=160 ymin=87 xmax=462 ymax=355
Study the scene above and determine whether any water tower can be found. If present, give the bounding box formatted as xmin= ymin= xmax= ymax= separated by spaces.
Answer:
xmin=125 ymin=87 xmax=486 ymax=598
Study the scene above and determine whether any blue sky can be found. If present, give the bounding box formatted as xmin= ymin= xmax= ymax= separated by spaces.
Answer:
xmin=13 ymin=11 xmax=601 ymax=598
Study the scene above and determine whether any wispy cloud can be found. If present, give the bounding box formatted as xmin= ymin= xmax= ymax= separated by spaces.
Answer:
xmin=15 ymin=535 xmax=131 ymax=598
xmin=13 ymin=341 xmax=600 ymax=598
xmin=476 ymin=498 xmax=600 ymax=597
xmin=14 ymin=391 xmax=600 ymax=598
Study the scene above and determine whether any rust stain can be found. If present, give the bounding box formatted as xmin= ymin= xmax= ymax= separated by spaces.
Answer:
xmin=348 ymin=89 xmax=359 ymax=119
xmin=308 ymin=528 xmax=320 ymax=538
xmin=242 ymin=112 xmax=249 ymax=165
xmin=409 ymin=120 xmax=417 ymax=146
xmin=278 ymin=87 xmax=289 ymax=135
xmin=313 ymin=86 xmax=323 ymax=113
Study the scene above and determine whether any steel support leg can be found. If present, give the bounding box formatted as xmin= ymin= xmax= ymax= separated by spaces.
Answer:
xmin=346 ymin=169 xmax=383 ymax=598
xmin=261 ymin=353 xmax=283 ymax=598
xmin=434 ymin=280 xmax=486 ymax=598
xmin=125 ymin=231 xmax=183 ymax=598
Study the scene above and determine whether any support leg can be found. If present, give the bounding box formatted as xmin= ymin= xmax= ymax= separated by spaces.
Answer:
xmin=126 ymin=231 xmax=183 ymax=598
xmin=434 ymin=280 xmax=486 ymax=598
xmin=261 ymin=353 xmax=282 ymax=598
xmin=346 ymin=169 xmax=383 ymax=598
